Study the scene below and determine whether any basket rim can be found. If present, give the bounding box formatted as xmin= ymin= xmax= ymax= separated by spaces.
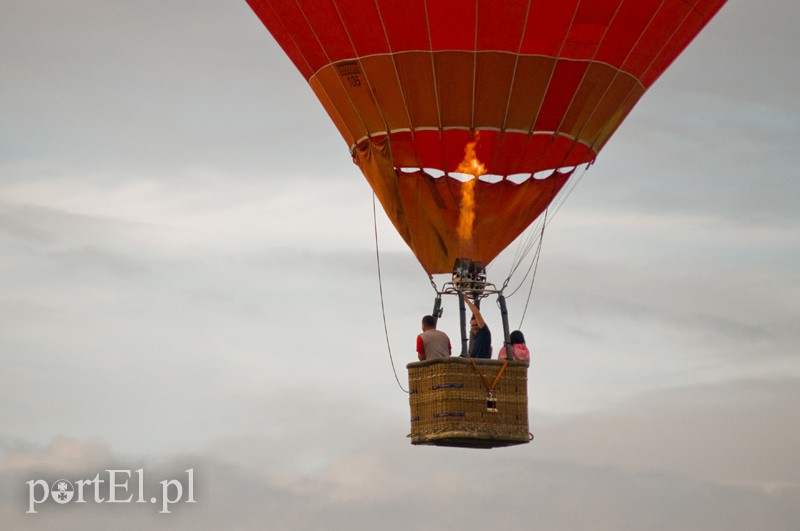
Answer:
xmin=407 ymin=357 xmax=529 ymax=369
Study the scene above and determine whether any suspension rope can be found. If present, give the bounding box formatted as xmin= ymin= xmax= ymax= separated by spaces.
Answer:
xmin=504 ymin=171 xmax=561 ymax=289
xmin=548 ymin=161 xmax=593 ymax=221
xmin=517 ymin=210 xmax=547 ymax=328
xmin=503 ymin=161 xmax=591 ymax=329
xmin=372 ymin=193 xmax=409 ymax=394
xmin=506 ymin=207 xmax=548 ymax=299
xmin=505 ymin=162 xmax=592 ymax=288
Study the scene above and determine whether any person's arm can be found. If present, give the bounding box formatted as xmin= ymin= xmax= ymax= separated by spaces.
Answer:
xmin=464 ymin=297 xmax=486 ymax=328
xmin=416 ymin=335 xmax=425 ymax=361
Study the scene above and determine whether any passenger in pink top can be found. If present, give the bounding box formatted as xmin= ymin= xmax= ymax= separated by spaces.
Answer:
xmin=498 ymin=330 xmax=530 ymax=362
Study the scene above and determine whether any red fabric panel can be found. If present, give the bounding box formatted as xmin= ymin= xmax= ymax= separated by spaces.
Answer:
xmin=534 ymin=60 xmax=590 ymax=132
xmin=406 ymin=130 xmax=445 ymax=171
xmin=595 ymin=0 xmax=664 ymax=66
xmin=247 ymin=0 xmax=321 ymax=78
xmin=621 ymin=0 xmax=692 ymax=82
xmin=441 ymin=129 xmax=482 ymax=171
xmin=427 ymin=0 xmax=476 ymax=51
xmin=476 ymin=0 xmax=528 ymax=52
xmin=520 ymin=0 xmax=579 ymax=55
xmin=574 ymin=0 xmax=620 ymax=26
xmin=561 ymin=0 xmax=620 ymax=60
xmin=490 ymin=132 xmax=595 ymax=173
xmin=335 ymin=0 xmax=390 ymax=56
xmin=640 ymin=0 xmax=726 ymax=87
xmin=296 ymin=0 xmax=353 ymax=63
xmin=250 ymin=0 xmax=727 ymax=81
xmin=375 ymin=0 xmax=429 ymax=51
xmin=387 ymin=131 xmax=422 ymax=169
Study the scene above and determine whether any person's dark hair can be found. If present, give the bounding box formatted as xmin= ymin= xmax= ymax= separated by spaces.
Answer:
xmin=509 ymin=330 xmax=525 ymax=345
xmin=422 ymin=315 xmax=437 ymax=328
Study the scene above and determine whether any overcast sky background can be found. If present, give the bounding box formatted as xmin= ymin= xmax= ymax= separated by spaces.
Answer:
xmin=1 ymin=1 xmax=798 ymax=529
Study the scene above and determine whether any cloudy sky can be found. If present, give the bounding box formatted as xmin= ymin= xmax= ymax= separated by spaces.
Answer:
xmin=1 ymin=1 xmax=798 ymax=529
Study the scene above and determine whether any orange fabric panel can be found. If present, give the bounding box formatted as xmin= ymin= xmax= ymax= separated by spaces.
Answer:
xmin=329 ymin=61 xmax=385 ymax=135
xmin=393 ymin=53 xmax=439 ymax=129
xmin=310 ymin=68 xmax=367 ymax=144
xmin=354 ymin=137 xmax=413 ymax=246
xmin=314 ymin=50 xmax=642 ymax=155
xmin=504 ymin=55 xmax=555 ymax=132
xmin=360 ymin=55 xmax=412 ymax=133
xmin=355 ymin=138 xmax=571 ymax=275
xmin=589 ymin=82 xmax=646 ymax=151
xmin=558 ymin=62 xmax=621 ymax=140
xmin=309 ymin=76 xmax=356 ymax=147
xmin=435 ymin=52 xmax=474 ymax=129
xmin=580 ymin=73 xmax=641 ymax=146
xmin=474 ymin=52 xmax=516 ymax=130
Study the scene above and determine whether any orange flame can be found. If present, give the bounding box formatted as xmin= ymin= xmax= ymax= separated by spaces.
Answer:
xmin=456 ymin=136 xmax=486 ymax=243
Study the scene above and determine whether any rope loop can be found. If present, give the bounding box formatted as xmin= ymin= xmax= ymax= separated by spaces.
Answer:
xmin=373 ymin=193 xmax=409 ymax=394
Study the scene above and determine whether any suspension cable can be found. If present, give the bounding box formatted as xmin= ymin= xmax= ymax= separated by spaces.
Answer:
xmin=506 ymin=207 xmax=548 ymax=299
xmin=517 ymin=210 xmax=547 ymax=328
xmin=503 ymin=161 xmax=592 ymax=329
xmin=505 ymin=162 xmax=592 ymax=289
xmin=372 ymin=193 xmax=409 ymax=394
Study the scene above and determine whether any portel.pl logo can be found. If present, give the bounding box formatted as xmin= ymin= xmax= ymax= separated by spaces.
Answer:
xmin=26 ymin=469 xmax=195 ymax=514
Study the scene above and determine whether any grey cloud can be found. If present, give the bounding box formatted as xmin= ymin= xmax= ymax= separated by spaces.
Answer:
xmin=520 ymin=245 xmax=798 ymax=370
xmin=533 ymin=377 xmax=800 ymax=487
xmin=46 ymin=246 xmax=149 ymax=278
xmin=0 ymin=1 xmax=343 ymax=182
xmin=2 ymin=427 xmax=799 ymax=531
xmin=576 ymin=1 xmax=800 ymax=226
xmin=0 ymin=213 xmax=53 ymax=243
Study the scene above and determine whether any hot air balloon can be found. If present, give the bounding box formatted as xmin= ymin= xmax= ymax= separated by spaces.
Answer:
xmin=246 ymin=0 xmax=726 ymax=448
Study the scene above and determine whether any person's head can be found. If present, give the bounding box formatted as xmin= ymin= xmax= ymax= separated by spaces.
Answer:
xmin=421 ymin=315 xmax=437 ymax=331
xmin=469 ymin=316 xmax=479 ymax=333
xmin=509 ymin=330 xmax=525 ymax=345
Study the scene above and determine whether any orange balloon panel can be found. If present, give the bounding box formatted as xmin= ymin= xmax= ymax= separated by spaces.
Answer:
xmin=247 ymin=0 xmax=726 ymax=273
xmin=355 ymin=138 xmax=572 ymax=273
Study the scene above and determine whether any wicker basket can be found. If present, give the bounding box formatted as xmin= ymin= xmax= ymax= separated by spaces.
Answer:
xmin=407 ymin=357 xmax=531 ymax=448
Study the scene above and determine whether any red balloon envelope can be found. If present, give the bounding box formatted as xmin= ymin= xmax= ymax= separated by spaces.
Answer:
xmin=247 ymin=0 xmax=726 ymax=274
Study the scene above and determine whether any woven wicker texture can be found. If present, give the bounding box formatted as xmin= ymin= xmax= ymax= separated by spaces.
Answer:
xmin=407 ymin=357 xmax=530 ymax=448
